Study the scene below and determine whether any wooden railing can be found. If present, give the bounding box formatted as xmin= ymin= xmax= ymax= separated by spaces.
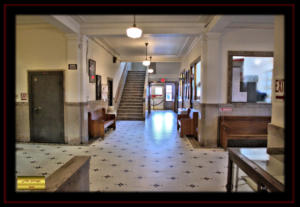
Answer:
xmin=142 ymin=69 xmax=149 ymax=119
xmin=114 ymin=62 xmax=129 ymax=112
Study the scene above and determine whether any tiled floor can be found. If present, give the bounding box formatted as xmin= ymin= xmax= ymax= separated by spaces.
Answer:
xmin=16 ymin=110 xmax=253 ymax=192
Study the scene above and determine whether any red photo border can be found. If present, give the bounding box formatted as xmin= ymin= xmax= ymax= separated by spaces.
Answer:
xmin=3 ymin=3 xmax=295 ymax=204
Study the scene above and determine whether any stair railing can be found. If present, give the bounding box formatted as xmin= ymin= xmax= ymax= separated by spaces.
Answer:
xmin=143 ymin=68 xmax=149 ymax=120
xmin=114 ymin=62 xmax=129 ymax=113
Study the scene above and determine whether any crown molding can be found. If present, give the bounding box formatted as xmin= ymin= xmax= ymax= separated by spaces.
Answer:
xmin=91 ymin=37 xmax=120 ymax=59
xmin=182 ymin=35 xmax=201 ymax=59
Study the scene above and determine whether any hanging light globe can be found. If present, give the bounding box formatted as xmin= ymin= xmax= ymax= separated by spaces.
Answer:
xmin=148 ymin=68 xmax=154 ymax=73
xmin=143 ymin=60 xmax=151 ymax=66
xmin=126 ymin=15 xmax=142 ymax=39
xmin=126 ymin=27 xmax=142 ymax=39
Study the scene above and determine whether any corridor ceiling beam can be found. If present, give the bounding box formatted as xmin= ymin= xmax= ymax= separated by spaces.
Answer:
xmin=120 ymin=55 xmax=182 ymax=63
xmin=80 ymin=22 xmax=205 ymax=36
xmin=41 ymin=15 xmax=80 ymax=34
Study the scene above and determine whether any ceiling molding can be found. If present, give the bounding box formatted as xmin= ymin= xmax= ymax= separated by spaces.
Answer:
xmin=80 ymin=22 xmax=205 ymax=35
xmin=176 ymin=36 xmax=193 ymax=57
xmin=91 ymin=37 xmax=121 ymax=59
xmin=182 ymin=35 xmax=201 ymax=58
xmin=120 ymin=55 xmax=182 ymax=63
xmin=226 ymin=23 xmax=274 ymax=30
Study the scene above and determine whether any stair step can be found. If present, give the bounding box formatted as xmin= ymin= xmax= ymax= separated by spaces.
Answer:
xmin=117 ymin=114 xmax=143 ymax=118
xmin=128 ymin=71 xmax=146 ymax=73
xmin=121 ymin=98 xmax=143 ymax=101
xmin=121 ymin=99 xmax=143 ymax=102
xmin=118 ymin=110 xmax=143 ymax=113
xmin=119 ymin=102 xmax=143 ymax=105
xmin=119 ymin=106 xmax=143 ymax=109
xmin=122 ymin=93 xmax=144 ymax=95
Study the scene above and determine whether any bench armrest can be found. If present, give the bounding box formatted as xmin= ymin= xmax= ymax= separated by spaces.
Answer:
xmin=106 ymin=114 xmax=116 ymax=120
xmin=178 ymin=114 xmax=189 ymax=120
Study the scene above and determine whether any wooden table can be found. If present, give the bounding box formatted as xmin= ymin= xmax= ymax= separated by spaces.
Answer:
xmin=226 ymin=148 xmax=284 ymax=192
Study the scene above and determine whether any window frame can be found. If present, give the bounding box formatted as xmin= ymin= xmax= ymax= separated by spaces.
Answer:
xmin=190 ymin=57 xmax=201 ymax=101
xmin=154 ymin=86 xmax=163 ymax=96
xmin=165 ymin=84 xmax=173 ymax=101
xmin=227 ymin=51 xmax=274 ymax=104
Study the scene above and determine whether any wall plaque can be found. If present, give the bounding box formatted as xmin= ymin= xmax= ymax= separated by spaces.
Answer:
xmin=68 ymin=64 xmax=77 ymax=70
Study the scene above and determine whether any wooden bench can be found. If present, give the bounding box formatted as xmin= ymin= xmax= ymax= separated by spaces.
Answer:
xmin=88 ymin=108 xmax=116 ymax=138
xmin=219 ymin=116 xmax=271 ymax=149
xmin=177 ymin=108 xmax=198 ymax=138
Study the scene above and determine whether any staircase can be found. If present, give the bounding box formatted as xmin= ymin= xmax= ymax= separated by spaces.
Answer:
xmin=117 ymin=70 xmax=146 ymax=120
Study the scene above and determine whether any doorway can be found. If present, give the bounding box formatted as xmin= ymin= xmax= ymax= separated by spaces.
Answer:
xmin=164 ymin=83 xmax=175 ymax=111
xmin=28 ymin=71 xmax=64 ymax=143
xmin=107 ymin=78 xmax=113 ymax=106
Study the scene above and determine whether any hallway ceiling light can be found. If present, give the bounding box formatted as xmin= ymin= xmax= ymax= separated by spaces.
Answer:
xmin=148 ymin=56 xmax=154 ymax=73
xmin=143 ymin=60 xmax=151 ymax=66
xmin=143 ymin=43 xmax=151 ymax=66
xmin=126 ymin=15 xmax=142 ymax=39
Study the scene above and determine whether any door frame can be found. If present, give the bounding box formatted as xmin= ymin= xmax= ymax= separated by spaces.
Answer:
xmin=28 ymin=70 xmax=65 ymax=143
xmin=107 ymin=77 xmax=113 ymax=106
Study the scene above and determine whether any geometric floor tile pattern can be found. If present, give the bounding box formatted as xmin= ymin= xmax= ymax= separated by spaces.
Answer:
xmin=16 ymin=110 xmax=253 ymax=192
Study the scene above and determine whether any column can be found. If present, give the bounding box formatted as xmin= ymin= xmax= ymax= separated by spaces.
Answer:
xmin=267 ymin=16 xmax=285 ymax=153
xmin=198 ymin=32 xmax=222 ymax=147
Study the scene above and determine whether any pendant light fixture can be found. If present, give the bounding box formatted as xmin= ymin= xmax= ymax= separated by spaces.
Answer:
xmin=126 ymin=15 xmax=143 ymax=39
xmin=143 ymin=42 xmax=151 ymax=66
xmin=148 ymin=56 xmax=154 ymax=73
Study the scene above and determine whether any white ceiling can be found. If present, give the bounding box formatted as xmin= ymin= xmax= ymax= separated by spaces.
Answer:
xmin=16 ymin=15 xmax=275 ymax=63
xmin=72 ymin=15 xmax=212 ymax=24
xmin=76 ymin=15 xmax=213 ymax=61
xmin=96 ymin=34 xmax=196 ymax=58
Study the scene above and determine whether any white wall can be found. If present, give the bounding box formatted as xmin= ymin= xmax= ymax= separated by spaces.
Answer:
xmin=16 ymin=24 xmax=67 ymax=102
xmin=86 ymin=39 xmax=122 ymax=102
xmin=148 ymin=62 xmax=180 ymax=82
xmin=180 ymin=40 xmax=201 ymax=72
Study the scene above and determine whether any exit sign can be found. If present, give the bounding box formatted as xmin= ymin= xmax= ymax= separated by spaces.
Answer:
xmin=275 ymin=79 xmax=284 ymax=100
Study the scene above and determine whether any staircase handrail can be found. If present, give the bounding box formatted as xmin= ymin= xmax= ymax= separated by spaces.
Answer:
xmin=143 ymin=68 xmax=149 ymax=119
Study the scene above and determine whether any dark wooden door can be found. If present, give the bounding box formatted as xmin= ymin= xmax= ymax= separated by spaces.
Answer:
xmin=174 ymin=82 xmax=179 ymax=113
xmin=108 ymin=79 xmax=113 ymax=106
xmin=28 ymin=71 xmax=64 ymax=143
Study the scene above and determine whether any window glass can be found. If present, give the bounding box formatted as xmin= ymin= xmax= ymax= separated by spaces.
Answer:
xmin=196 ymin=61 xmax=201 ymax=98
xmin=231 ymin=56 xmax=273 ymax=103
xmin=166 ymin=85 xmax=172 ymax=101
xmin=155 ymin=87 xmax=163 ymax=95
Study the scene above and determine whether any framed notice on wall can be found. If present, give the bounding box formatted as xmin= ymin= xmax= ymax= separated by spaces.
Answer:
xmin=88 ymin=59 xmax=96 ymax=83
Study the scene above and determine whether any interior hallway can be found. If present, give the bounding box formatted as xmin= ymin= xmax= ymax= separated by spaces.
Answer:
xmin=16 ymin=110 xmax=252 ymax=192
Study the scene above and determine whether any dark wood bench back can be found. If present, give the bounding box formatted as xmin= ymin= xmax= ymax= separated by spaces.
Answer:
xmin=220 ymin=116 xmax=270 ymax=135
xmin=189 ymin=110 xmax=199 ymax=128
xmin=219 ymin=116 xmax=271 ymax=149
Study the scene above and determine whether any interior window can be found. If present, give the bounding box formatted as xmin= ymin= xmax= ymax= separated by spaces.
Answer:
xmin=166 ymin=85 xmax=172 ymax=101
xmin=231 ymin=56 xmax=273 ymax=103
xmin=196 ymin=61 xmax=201 ymax=99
